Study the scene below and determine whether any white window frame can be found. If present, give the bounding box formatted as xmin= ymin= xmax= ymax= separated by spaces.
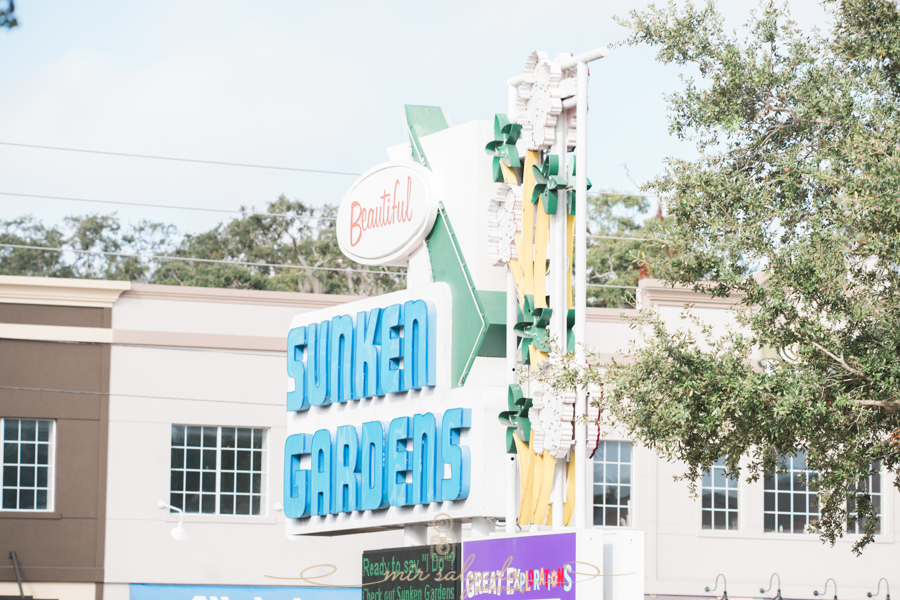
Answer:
xmin=169 ymin=425 xmax=267 ymax=517
xmin=701 ymin=456 xmax=739 ymax=531
xmin=592 ymin=440 xmax=633 ymax=527
xmin=764 ymin=451 xmax=819 ymax=534
xmin=1 ymin=418 xmax=56 ymax=512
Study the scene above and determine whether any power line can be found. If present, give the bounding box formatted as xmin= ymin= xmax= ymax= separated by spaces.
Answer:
xmin=585 ymin=283 xmax=639 ymax=290
xmin=0 ymin=385 xmax=283 ymax=407
xmin=589 ymin=235 xmax=652 ymax=242
xmin=0 ymin=191 xmax=338 ymax=222
xmin=0 ymin=243 xmax=406 ymax=276
xmin=0 ymin=141 xmax=362 ymax=177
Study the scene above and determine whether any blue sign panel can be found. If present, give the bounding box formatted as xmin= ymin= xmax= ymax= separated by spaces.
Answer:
xmin=130 ymin=584 xmax=359 ymax=600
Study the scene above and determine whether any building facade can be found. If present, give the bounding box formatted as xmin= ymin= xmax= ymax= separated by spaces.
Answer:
xmin=1 ymin=275 xmax=896 ymax=600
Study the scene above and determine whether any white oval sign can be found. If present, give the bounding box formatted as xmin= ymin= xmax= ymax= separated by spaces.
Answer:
xmin=336 ymin=161 xmax=440 ymax=265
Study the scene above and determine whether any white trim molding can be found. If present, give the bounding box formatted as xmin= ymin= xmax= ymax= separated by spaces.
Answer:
xmin=639 ymin=278 xmax=744 ymax=309
xmin=0 ymin=276 xmax=131 ymax=308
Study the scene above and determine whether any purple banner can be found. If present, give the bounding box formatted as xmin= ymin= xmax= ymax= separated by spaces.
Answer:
xmin=462 ymin=533 xmax=576 ymax=600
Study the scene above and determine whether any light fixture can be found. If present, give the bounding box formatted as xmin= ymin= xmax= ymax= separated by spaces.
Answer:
xmin=813 ymin=578 xmax=838 ymax=600
xmin=867 ymin=578 xmax=890 ymax=600
xmin=760 ymin=573 xmax=783 ymax=600
xmin=157 ymin=500 xmax=188 ymax=540
xmin=705 ymin=574 xmax=728 ymax=600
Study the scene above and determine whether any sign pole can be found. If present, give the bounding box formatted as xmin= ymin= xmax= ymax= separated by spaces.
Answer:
xmin=574 ymin=59 xmax=589 ymax=530
xmin=506 ymin=82 xmax=520 ymax=535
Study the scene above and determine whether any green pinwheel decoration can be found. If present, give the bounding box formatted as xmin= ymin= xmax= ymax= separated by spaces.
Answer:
xmin=565 ymin=156 xmax=592 ymax=216
xmin=484 ymin=114 xmax=522 ymax=183
xmin=514 ymin=295 xmax=553 ymax=365
xmin=498 ymin=383 xmax=533 ymax=453
xmin=531 ymin=154 xmax=568 ymax=214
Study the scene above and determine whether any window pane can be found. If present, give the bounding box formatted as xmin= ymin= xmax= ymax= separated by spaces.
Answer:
xmin=702 ymin=472 xmax=711 ymax=488
xmin=19 ymin=489 xmax=34 ymax=510
xmin=186 ymin=426 xmax=202 ymax=447
xmin=714 ymin=491 xmax=725 ymax=509
xmin=777 ymin=514 xmax=790 ymax=533
xmin=185 ymin=493 xmax=200 ymax=513
xmin=728 ymin=511 xmax=738 ymax=530
xmin=778 ymin=492 xmax=790 ymax=512
xmin=714 ymin=468 xmax=726 ymax=489
xmin=593 ymin=462 xmax=603 ymax=483
xmin=2 ymin=488 xmax=16 ymax=509
xmin=171 ymin=471 xmax=183 ymax=491
xmin=764 ymin=491 xmax=774 ymax=511
xmin=793 ymin=515 xmax=807 ymax=534
xmin=605 ymin=506 xmax=617 ymax=526
xmin=714 ymin=511 xmax=726 ymax=530
xmin=620 ymin=443 xmax=631 ymax=462
xmin=222 ymin=472 xmax=234 ymax=493
xmin=237 ymin=451 xmax=251 ymax=471
xmin=202 ymin=471 xmax=216 ymax=493
xmin=619 ymin=485 xmax=630 ymax=506
xmin=201 ymin=494 xmax=216 ymax=514
xmin=702 ymin=510 xmax=712 ymax=529
xmin=252 ymin=496 xmax=261 ymax=515
xmin=36 ymin=489 xmax=47 ymax=510
xmin=185 ymin=471 xmax=200 ymax=492
xmin=20 ymin=444 xmax=35 ymax=464
xmin=608 ymin=442 xmax=619 ymax=462
xmin=793 ymin=493 xmax=806 ymax=513
xmin=252 ymin=473 xmax=261 ymax=494
xmin=605 ymin=486 xmax=618 ymax=505
xmin=593 ymin=507 xmax=603 ymax=525
xmin=237 ymin=473 xmax=251 ymax=493
xmin=236 ymin=494 xmax=250 ymax=515
xmin=20 ymin=467 xmax=35 ymax=487
xmin=37 ymin=444 xmax=48 ymax=464
xmin=37 ymin=421 xmax=50 ymax=442
xmin=171 ymin=425 xmax=185 ymax=446
xmin=222 ymin=428 xmax=235 ymax=448
xmin=186 ymin=449 xmax=200 ymax=469
xmin=4 ymin=420 xmax=18 ymax=441
xmin=4 ymin=443 xmax=16 ymax=463
xmin=170 ymin=493 xmax=183 ymax=511
xmin=202 ymin=450 xmax=216 ymax=470
xmin=238 ymin=429 xmax=252 ymax=449
xmin=220 ymin=494 xmax=234 ymax=515
xmin=702 ymin=490 xmax=711 ymax=509
xmin=3 ymin=466 xmax=16 ymax=486
xmin=764 ymin=474 xmax=774 ymax=490
xmin=171 ymin=449 xmax=184 ymax=469
xmin=253 ymin=451 xmax=262 ymax=472
xmin=203 ymin=427 xmax=217 ymax=448
xmin=764 ymin=513 xmax=775 ymax=532
xmin=777 ymin=473 xmax=790 ymax=490
xmin=595 ymin=443 xmax=604 ymax=462
xmin=21 ymin=421 xmax=36 ymax=442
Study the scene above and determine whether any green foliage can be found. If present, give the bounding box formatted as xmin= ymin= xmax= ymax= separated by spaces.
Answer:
xmin=0 ymin=196 xmax=405 ymax=296
xmin=585 ymin=192 xmax=657 ymax=308
xmin=576 ymin=0 xmax=900 ymax=553
xmin=0 ymin=0 xmax=16 ymax=29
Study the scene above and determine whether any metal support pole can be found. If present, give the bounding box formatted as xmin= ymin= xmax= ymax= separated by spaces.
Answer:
xmin=9 ymin=551 xmax=25 ymax=599
xmin=506 ymin=82 xmax=520 ymax=535
xmin=550 ymin=93 xmax=568 ymax=529
xmin=574 ymin=60 xmax=589 ymax=529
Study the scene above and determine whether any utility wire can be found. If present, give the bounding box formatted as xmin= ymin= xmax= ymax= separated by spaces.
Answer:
xmin=585 ymin=283 xmax=639 ymax=289
xmin=0 ymin=385 xmax=282 ymax=407
xmin=0 ymin=243 xmax=406 ymax=276
xmin=0 ymin=141 xmax=362 ymax=177
xmin=0 ymin=191 xmax=337 ymax=222
xmin=589 ymin=235 xmax=652 ymax=242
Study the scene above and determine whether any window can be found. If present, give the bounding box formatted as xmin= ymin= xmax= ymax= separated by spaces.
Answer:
xmin=702 ymin=457 xmax=738 ymax=530
xmin=764 ymin=451 xmax=818 ymax=533
xmin=847 ymin=461 xmax=882 ymax=535
xmin=2 ymin=419 xmax=55 ymax=511
xmin=170 ymin=425 xmax=266 ymax=516
xmin=593 ymin=440 xmax=631 ymax=527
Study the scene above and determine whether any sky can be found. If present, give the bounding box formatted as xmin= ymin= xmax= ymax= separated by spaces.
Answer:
xmin=0 ymin=0 xmax=833 ymax=238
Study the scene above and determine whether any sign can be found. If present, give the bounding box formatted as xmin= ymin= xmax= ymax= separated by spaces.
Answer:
xmin=336 ymin=161 xmax=440 ymax=265
xmin=462 ymin=533 xmax=576 ymax=600
xmin=284 ymin=284 xmax=507 ymax=535
xmin=362 ymin=544 xmax=462 ymax=600
xmin=129 ymin=584 xmax=358 ymax=600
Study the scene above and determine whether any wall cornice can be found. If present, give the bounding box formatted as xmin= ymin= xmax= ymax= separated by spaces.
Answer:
xmin=123 ymin=283 xmax=362 ymax=309
xmin=0 ymin=276 xmax=130 ymax=308
xmin=639 ymin=278 xmax=743 ymax=309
